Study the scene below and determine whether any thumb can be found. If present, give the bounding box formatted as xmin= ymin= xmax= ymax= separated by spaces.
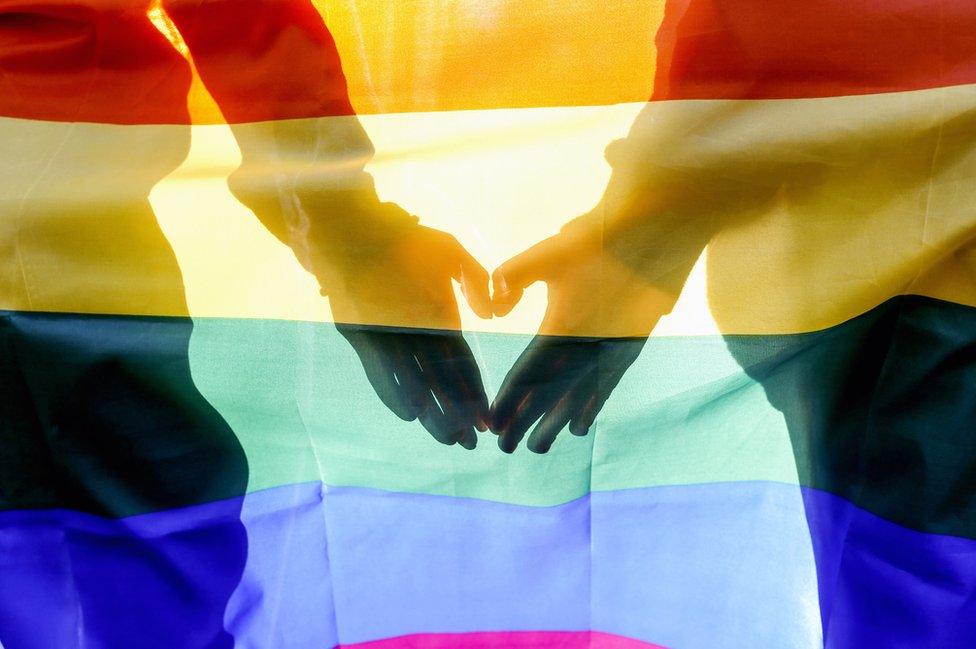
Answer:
xmin=453 ymin=241 xmax=493 ymax=320
xmin=491 ymin=235 xmax=563 ymax=317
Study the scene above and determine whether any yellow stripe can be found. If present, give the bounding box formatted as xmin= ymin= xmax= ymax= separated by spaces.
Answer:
xmin=622 ymin=85 xmax=976 ymax=334
xmin=0 ymin=105 xmax=644 ymax=333
xmin=3 ymin=84 xmax=976 ymax=336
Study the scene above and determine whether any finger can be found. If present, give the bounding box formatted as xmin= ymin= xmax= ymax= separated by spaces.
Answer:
xmin=497 ymin=398 xmax=542 ymax=453
xmin=416 ymin=397 xmax=461 ymax=446
xmin=568 ymin=337 xmax=646 ymax=436
xmin=492 ymin=338 xmax=595 ymax=453
xmin=453 ymin=243 xmax=493 ymax=320
xmin=415 ymin=391 xmax=476 ymax=449
xmin=491 ymin=236 xmax=564 ymax=317
xmin=498 ymin=375 xmax=576 ymax=454
xmin=338 ymin=326 xmax=419 ymax=421
xmin=512 ymin=346 xmax=598 ymax=453
xmin=414 ymin=332 xmax=486 ymax=435
xmin=569 ymin=370 xmax=627 ymax=438
xmin=568 ymin=372 xmax=602 ymax=437
xmin=388 ymin=335 xmax=433 ymax=417
xmin=491 ymin=336 xmax=596 ymax=433
xmin=526 ymin=392 xmax=576 ymax=454
xmin=440 ymin=334 xmax=490 ymax=432
xmin=489 ymin=337 xmax=556 ymax=435
xmin=410 ymin=333 xmax=480 ymax=447
xmin=457 ymin=428 xmax=478 ymax=450
xmin=569 ymin=393 xmax=600 ymax=439
xmin=428 ymin=381 xmax=477 ymax=449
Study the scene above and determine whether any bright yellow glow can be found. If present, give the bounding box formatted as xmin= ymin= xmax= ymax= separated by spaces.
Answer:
xmin=149 ymin=86 xmax=976 ymax=336
xmin=317 ymin=0 xmax=661 ymax=114
xmin=147 ymin=1 xmax=189 ymax=57
xmin=6 ymin=86 xmax=976 ymax=336
xmin=173 ymin=0 xmax=662 ymax=123
xmin=150 ymin=104 xmax=658 ymax=335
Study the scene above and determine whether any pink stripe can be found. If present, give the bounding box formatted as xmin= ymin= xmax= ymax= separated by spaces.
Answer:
xmin=342 ymin=631 xmax=666 ymax=649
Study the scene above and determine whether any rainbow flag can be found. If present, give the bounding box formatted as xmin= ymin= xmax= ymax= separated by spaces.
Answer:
xmin=1 ymin=1 xmax=974 ymax=647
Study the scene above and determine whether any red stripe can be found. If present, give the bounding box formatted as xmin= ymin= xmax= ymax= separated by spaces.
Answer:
xmin=0 ymin=0 xmax=192 ymax=123
xmin=0 ymin=0 xmax=353 ymax=124
xmin=4 ymin=0 xmax=976 ymax=125
xmin=341 ymin=631 xmax=666 ymax=649
xmin=652 ymin=0 xmax=976 ymax=101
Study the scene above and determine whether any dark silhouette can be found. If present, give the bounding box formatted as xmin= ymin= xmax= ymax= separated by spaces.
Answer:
xmin=488 ymin=1 xmax=976 ymax=644
xmin=1 ymin=1 xmax=489 ymax=647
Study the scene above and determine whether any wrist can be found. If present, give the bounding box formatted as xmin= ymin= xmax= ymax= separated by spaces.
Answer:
xmin=299 ymin=194 xmax=421 ymax=296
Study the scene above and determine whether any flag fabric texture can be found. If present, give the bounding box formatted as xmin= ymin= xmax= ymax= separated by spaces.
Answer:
xmin=1 ymin=1 xmax=975 ymax=647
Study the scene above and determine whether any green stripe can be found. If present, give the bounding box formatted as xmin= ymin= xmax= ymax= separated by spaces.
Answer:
xmin=5 ymin=295 xmax=974 ymax=537
xmin=188 ymin=318 xmax=796 ymax=503
xmin=189 ymin=295 xmax=976 ymax=538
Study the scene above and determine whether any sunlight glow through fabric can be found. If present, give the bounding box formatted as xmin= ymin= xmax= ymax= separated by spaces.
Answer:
xmin=1 ymin=1 xmax=974 ymax=647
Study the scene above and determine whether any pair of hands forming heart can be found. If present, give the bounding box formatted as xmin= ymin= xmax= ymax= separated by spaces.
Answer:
xmin=297 ymin=192 xmax=678 ymax=454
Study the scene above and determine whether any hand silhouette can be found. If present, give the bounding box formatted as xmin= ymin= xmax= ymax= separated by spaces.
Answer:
xmin=489 ymin=224 xmax=678 ymax=453
xmin=298 ymin=189 xmax=493 ymax=449
xmin=225 ymin=112 xmax=493 ymax=450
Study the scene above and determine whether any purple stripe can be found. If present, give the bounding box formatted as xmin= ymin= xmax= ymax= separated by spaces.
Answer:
xmin=339 ymin=631 xmax=665 ymax=648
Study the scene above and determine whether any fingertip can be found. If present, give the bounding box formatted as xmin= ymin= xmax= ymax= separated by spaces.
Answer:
xmin=490 ymin=266 xmax=508 ymax=293
xmin=457 ymin=428 xmax=478 ymax=450
xmin=456 ymin=247 xmax=493 ymax=320
xmin=383 ymin=397 xmax=420 ymax=423
xmin=475 ymin=396 xmax=490 ymax=432
xmin=418 ymin=408 xmax=462 ymax=447
xmin=569 ymin=419 xmax=590 ymax=437
xmin=468 ymin=297 xmax=494 ymax=320
xmin=475 ymin=304 xmax=495 ymax=320
xmin=487 ymin=405 xmax=505 ymax=435
xmin=491 ymin=236 xmax=556 ymax=306
xmin=461 ymin=275 xmax=494 ymax=320
xmin=527 ymin=413 xmax=569 ymax=454
xmin=497 ymin=433 xmax=518 ymax=454
xmin=491 ymin=289 xmax=522 ymax=317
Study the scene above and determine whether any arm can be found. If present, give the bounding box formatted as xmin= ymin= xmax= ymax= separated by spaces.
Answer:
xmin=161 ymin=0 xmax=404 ymax=256
xmin=162 ymin=0 xmax=492 ymax=448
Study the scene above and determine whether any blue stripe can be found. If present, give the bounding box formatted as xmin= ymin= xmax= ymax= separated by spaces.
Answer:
xmin=1 ymin=481 xmax=973 ymax=648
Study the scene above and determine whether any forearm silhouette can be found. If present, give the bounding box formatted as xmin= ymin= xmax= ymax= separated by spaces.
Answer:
xmin=488 ymin=101 xmax=762 ymax=453
xmin=165 ymin=0 xmax=491 ymax=448
xmin=488 ymin=138 xmax=716 ymax=453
